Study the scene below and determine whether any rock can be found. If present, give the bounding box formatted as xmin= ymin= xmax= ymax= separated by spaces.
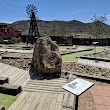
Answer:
xmin=31 ymin=37 xmax=62 ymax=77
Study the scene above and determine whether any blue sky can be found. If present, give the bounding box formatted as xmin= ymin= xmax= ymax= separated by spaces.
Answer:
xmin=0 ymin=0 xmax=110 ymax=24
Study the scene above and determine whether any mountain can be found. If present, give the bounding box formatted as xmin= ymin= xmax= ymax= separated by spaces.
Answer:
xmin=4 ymin=20 xmax=110 ymax=38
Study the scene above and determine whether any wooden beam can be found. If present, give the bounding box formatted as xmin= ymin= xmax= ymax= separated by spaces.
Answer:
xmin=61 ymin=74 xmax=76 ymax=110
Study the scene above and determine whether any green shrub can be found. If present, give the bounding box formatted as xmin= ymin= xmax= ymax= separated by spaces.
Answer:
xmin=10 ymin=37 xmax=17 ymax=44
xmin=0 ymin=36 xmax=4 ymax=43
xmin=17 ymin=37 xmax=22 ymax=43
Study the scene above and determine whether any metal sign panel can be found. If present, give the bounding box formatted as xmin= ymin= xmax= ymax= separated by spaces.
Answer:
xmin=62 ymin=78 xmax=94 ymax=96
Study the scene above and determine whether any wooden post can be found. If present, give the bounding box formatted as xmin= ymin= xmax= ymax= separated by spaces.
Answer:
xmin=75 ymin=95 xmax=79 ymax=110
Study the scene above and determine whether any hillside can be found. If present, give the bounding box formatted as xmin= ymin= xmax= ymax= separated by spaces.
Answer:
xmin=4 ymin=20 xmax=110 ymax=38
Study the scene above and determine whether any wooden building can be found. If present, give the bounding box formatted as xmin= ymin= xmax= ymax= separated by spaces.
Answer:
xmin=0 ymin=24 xmax=21 ymax=39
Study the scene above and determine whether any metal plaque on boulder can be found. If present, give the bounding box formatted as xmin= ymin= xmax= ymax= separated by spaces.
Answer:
xmin=63 ymin=78 xmax=94 ymax=96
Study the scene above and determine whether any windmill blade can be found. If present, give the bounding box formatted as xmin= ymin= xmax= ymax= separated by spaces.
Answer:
xmin=33 ymin=6 xmax=36 ymax=9
xmin=29 ymin=4 xmax=32 ymax=7
xmin=27 ymin=5 xmax=31 ymax=9
xmin=34 ymin=8 xmax=37 ymax=11
xmin=26 ymin=4 xmax=37 ymax=17
xmin=32 ymin=5 xmax=34 ymax=8
xmin=33 ymin=7 xmax=37 ymax=11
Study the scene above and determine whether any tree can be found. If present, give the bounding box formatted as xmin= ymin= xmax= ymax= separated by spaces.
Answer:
xmin=48 ymin=20 xmax=57 ymax=36
xmin=88 ymin=15 xmax=107 ymax=39
xmin=48 ymin=20 xmax=68 ymax=36
xmin=10 ymin=37 xmax=17 ymax=44
xmin=59 ymin=22 xmax=68 ymax=36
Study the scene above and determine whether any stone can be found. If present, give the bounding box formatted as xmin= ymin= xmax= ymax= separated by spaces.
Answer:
xmin=31 ymin=37 xmax=62 ymax=77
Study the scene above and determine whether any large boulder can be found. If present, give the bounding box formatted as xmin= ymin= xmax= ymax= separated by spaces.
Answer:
xmin=31 ymin=37 xmax=62 ymax=77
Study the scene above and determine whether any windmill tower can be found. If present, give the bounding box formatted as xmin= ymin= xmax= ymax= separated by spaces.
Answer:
xmin=26 ymin=4 xmax=40 ymax=44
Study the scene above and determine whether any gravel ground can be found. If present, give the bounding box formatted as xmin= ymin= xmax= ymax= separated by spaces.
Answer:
xmin=1 ymin=58 xmax=110 ymax=78
xmin=1 ymin=52 xmax=110 ymax=78
xmin=79 ymin=89 xmax=95 ymax=110
xmin=1 ymin=52 xmax=33 ymax=58
xmin=62 ymin=62 xmax=110 ymax=78
xmin=0 ymin=51 xmax=110 ymax=110
xmin=0 ymin=58 xmax=32 ymax=70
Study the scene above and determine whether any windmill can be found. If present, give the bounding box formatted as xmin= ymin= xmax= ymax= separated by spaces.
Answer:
xmin=26 ymin=4 xmax=40 ymax=45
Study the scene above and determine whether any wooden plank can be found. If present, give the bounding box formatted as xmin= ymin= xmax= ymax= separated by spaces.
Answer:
xmin=17 ymin=73 xmax=30 ymax=87
xmin=23 ymin=86 xmax=64 ymax=92
xmin=15 ymin=92 xmax=31 ymax=110
xmin=11 ymin=71 xmax=27 ymax=84
xmin=2 ymin=67 xmax=20 ymax=78
xmin=27 ymin=92 xmax=42 ymax=110
xmin=0 ymin=64 xmax=4 ymax=69
xmin=0 ymin=64 xmax=15 ymax=70
xmin=61 ymin=93 xmax=75 ymax=110
xmin=67 ymin=93 xmax=75 ymax=109
xmin=9 ymin=71 xmax=27 ymax=85
xmin=48 ymin=94 xmax=58 ymax=110
xmin=0 ymin=64 xmax=3 ymax=69
xmin=29 ymin=78 xmax=67 ymax=83
xmin=28 ymin=81 xmax=66 ymax=86
xmin=28 ymin=80 xmax=66 ymax=85
xmin=41 ymin=93 xmax=52 ymax=110
xmin=13 ymin=71 xmax=29 ymax=85
xmin=21 ymin=92 xmax=36 ymax=110
xmin=10 ymin=69 xmax=26 ymax=81
xmin=54 ymin=94 xmax=64 ymax=110
xmin=0 ymin=65 xmax=9 ymax=72
xmin=34 ymin=93 xmax=48 ymax=110
xmin=27 ymin=81 xmax=66 ymax=87
xmin=8 ymin=91 xmax=27 ymax=110
xmin=60 ymin=74 xmax=76 ymax=110
xmin=8 ymin=68 xmax=24 ymax=79
xmin=78 ymin=58 xmax=110 ymax=69
xmin=28 ymin=81 xmax=67 ymax=85
xmin=0 ymin=66 xmax=14 ymax=76
xmin=23 ymin=88 xmax=64 ymax=94
xmin=20 ymin=76 xmax=30 ymax=87
xmin=61 ymin=91 xmax=69 ymax=108
xmin=6 ymin=67 xmax=19 ymax=76
xmin=8 ymin=70 xmax=23 ymax=83
xmin=24 ymin=84 xmax=64 ymax=89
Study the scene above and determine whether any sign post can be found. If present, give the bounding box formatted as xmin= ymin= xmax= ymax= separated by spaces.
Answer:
xmin=4 ymin=40 xmax=8 ymax=52
xmin=92 ymin=42 xmax=99 ymax=57
xmin=62 ymin=78 xmax=94 ymax=110
xmin=75 ymin=95 xmax=79 ymax=110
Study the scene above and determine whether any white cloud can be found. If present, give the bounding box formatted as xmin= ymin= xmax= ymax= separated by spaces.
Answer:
xmin=0 ymin=17 xmax=28 ymax=23
xmin=106 ymin=14 xmax=110 ymax=19
xmin=0 ymin=20 xmax=13 ymax=23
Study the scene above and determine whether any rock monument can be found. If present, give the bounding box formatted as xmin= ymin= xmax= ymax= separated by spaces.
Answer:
xmin=31 ymin=37 xmax=62 ymax=77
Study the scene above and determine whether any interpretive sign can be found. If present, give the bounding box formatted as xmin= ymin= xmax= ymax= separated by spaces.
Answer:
xmin=62 ymin=78 xmax=94 ymax=96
